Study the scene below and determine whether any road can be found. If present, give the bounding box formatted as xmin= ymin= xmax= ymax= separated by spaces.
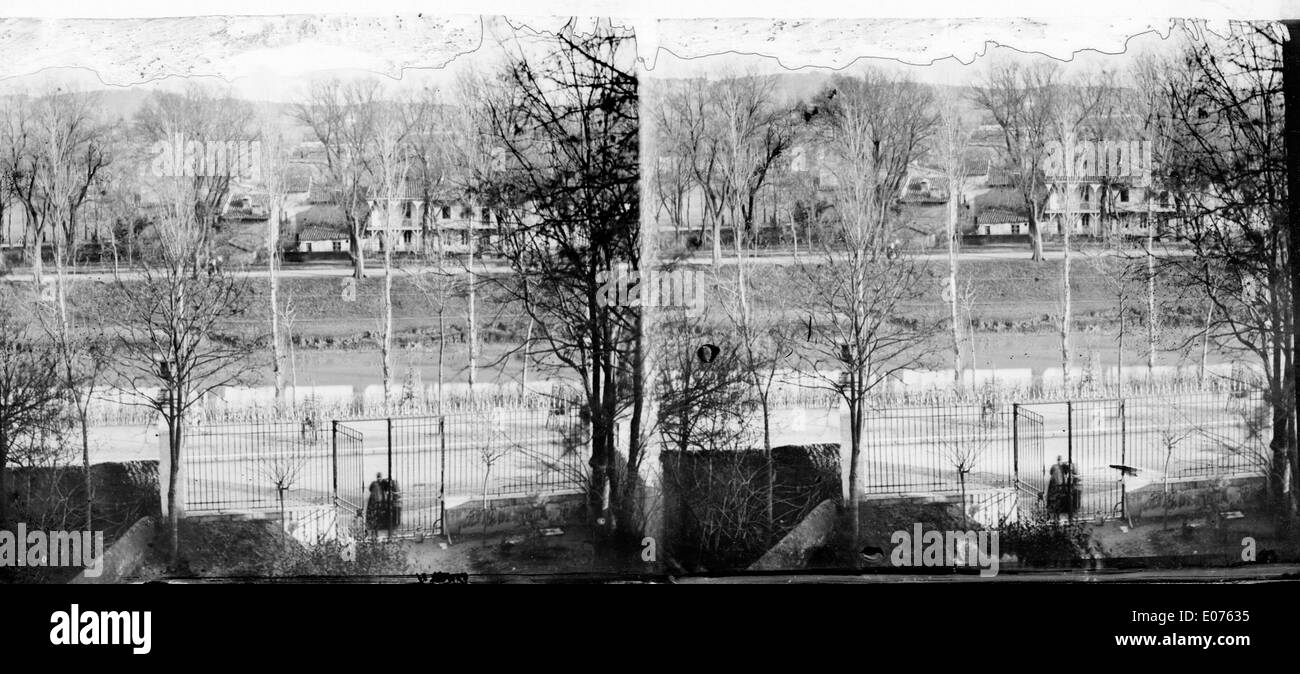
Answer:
xmin=0 ymin=244 xmax=1195 ymax=282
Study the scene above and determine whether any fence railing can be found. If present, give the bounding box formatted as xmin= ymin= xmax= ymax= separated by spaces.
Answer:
xmin=859 ymin=404 xmax=1018 ymax=495
xmin=184 ymin=399 xmax=589 ymax=533
xmin=853 ymin=388 xmax=1272 ymax=519
xmin=185 ymin=421 xmax=333 ymax=513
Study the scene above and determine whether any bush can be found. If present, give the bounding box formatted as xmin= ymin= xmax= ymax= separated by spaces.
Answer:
xmin=998 ymin=510 xmax=1092 ymax=568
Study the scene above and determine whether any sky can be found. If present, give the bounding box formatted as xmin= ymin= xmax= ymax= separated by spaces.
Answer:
xmin=0 ymin=12 xmax=1272 ymax=103
xmin=644 ymin=25 xmax=1184 ymax=85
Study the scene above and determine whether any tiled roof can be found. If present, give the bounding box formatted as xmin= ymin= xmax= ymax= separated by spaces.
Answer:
xmin=297 ymin=225 xmax=349 ymax=241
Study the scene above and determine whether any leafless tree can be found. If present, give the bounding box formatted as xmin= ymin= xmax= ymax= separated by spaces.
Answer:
xmin=1083 ymin=241 xmax=1143 ymax=394
xmin=108 ymin=185 xmax=259 ymax=564
xmin=1153 ymin=22 xmax=1294 ymax=523
xmin=1047 ymin=72 xmax=1112 ymax=391
xmin=794 ymin=70 xmax=939 ymax=547
xmin=370 ymin=99 xmax=414 ymax=407
xmin=2 ymin=88 xmax=116 ymax=529
xmin=933 ymin=93 xmax=975 ymax=385
xmin=293 ymin=78 xmax=384 ymax=279
xmin=259 ymin=450 xmax=306 ymax=548
xmin=135 ymin=85 xmax=256 ymax=268
xmin=651 ymin=73 xmax=794 ymax=267
xmin=0 ymin=292 xmax=67 ymax=526
xmin=971 ymin=60 xmax=1063 ymax=262
xmin=937 ymin=423 xmax=993 ymax=529
xmin=257 ymin=120 xmax=295 ymax=403
xmin=470 ymin=23 xmax=643 ymax=538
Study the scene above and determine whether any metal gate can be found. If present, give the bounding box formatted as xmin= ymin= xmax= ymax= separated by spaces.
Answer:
xmin=1068 ymin=399 xmax=1127 ymax=520
xmin=1012 ymin=404 xmax=1047 ymax=516
xmin=328 ymin=406 xmax=587 ymax=538
xmin=330 ymin=418 xmax=447 ymax=538
xmin=388 ymin=417 xmax=448 ymax=536
xmin=331 ymin=421 xmax=366 ymax=517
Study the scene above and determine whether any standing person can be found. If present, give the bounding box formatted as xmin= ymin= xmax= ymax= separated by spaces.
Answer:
xmin=1048 ymin=455 xmax=1078 ymax=521
xmin=366 ymin=473 xmax=385 ymax=537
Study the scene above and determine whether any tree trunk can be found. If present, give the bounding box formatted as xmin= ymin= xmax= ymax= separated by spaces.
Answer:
xmin=466 ymin=227 xmax=477 ymax=399
xmin=269 ymin=212 xmax=284 ymax=402
xmin=0 ymin=430 xmax=8 ymax=526
xmin=167 ymin=414 xmax=183 ymax=565
xmin=848 ymin=397 xmax=863 ymax=553
xmin=437 ymin=309 xmax=446 ymax=417
xmin=1200 ymin=302 xmax=1214 ymax=385
xmin=382 ymin=238 xmax=394 ymax=408
xmin=1283 ymin=21 xmax=1300 ymax=520
xmin=521 ymin=317 xmax=533 ymax=395
xmin=711 ymin=217 xmax=721 ymax=267
xmin=959 ymin=472 xmax=968 ymax=529
xmin=1147 ymin=229 xmax=1157 ymax=377
xmin=1061 ymin=214 xmax=1072 ymax=393
xmin=80 ymin=407 xmax=91 ymax=532
xmin=349 ymin=227 xmax=365 ymax=280
xmin=1027 ymin=210 xmax=1044 ymax=263
xmin=1117 ymin=306 xmax=1125 ymax=397
xmin=1269 ymin=403 xmax=1291 ymax=529
xmin=948 ymin=191 xmax=962 ymax=385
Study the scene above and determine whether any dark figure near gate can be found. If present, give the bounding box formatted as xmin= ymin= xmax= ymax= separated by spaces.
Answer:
xmin=1047 ymin=455 xmax=1080 ymax=519
xmin=365 ymin=473 xmax=402 ymax=534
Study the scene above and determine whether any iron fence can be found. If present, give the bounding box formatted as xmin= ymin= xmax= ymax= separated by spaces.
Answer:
xmin=181 ymin=398 xmax=589 ymax=536
xmin=852 ymin=388 xmax=1271 ymax=521
xmin=859 ymin=403 xmax=1018 ymax=495
xmin=1064 ymin=389 xmax=1269 ymax=519
xmin=185 ymin=420 xmax=333 ymax=513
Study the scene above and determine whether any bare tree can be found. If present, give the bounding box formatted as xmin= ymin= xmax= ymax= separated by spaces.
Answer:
xmin=971 ymin=60 xmax=1063 ymax=262
xmin=652 ymin=78 xmax=726 ymax=265
xmin=938 ymin=423 xmax=993 ymax=529
xmin=259 ymin=451 xmax=306 ymax=548
xmin=3 ymin=88 xmax=115 ymax=530
xmin=471 ymin=23 xmax=643 ymax=538
xmin=406 ymin=266 xmax=461 ymax=417
xmin=293 ymin=78 xmax=384 ymax=279
xmin=135 ymin=85 xmax=256 ymax=267
xmin=1046 ymin=72 xmax=1112 ymax=392
xmin=109 ymin=185 xmax=258 ymax=564
xmin=257 ymin=120 xmax=294 ymax=403
xmin=406 ymin=88 xmax=457 ymax=260
xmin=794 ymin=70 xmax=939 ymax=547
xmin=934 ymin=94 xmax=975 ymax=385
xmin=369 ymin=99 xmax=414 ymax=407
xmin=0 ymin=292 xmax=66 ymax=526
xmin=1083 ymin=242 xmax=1142 ymax=394
xmin=1154 ymin=22 xmax=1294 ymax=523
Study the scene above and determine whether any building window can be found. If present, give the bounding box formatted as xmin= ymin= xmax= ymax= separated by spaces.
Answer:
xmin=1011 ymin=224 xmax=1022 ymax=235
xmin=441 ymin=205 xmax=451 ymax=219
xmin=481 ymin=207 xmax=491 ymax=224
xmin=403 ymin=230 xmax=413 ymax=245
xmin=332 ymin=241 xmax=342 ymax=252
xmin=1120 ymin=188 xmax=1130 ymax=203
xmin=403 ymin=202 xmax=413 ymax=218
xmin=983 ymin=225 xmax=992 ymax=235
xmin=305 ymin=243 xmax=313 ymax=253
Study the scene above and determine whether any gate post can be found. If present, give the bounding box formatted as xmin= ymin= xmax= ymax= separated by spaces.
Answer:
xmin=331 ymin=419 xmax=339 ymax=505
xmin=1066 ymin=401 xmax=1074 ymax=523
xmin=1012 ymin=403 xmax=1020 ymax=486
xmin=1066 ymin=401 xmax=1073 ymax=467
xmin=1119 ymin=399 xmax=1127 ymax=519
xmin=439 ymin=416 xmax=447 ymax=539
